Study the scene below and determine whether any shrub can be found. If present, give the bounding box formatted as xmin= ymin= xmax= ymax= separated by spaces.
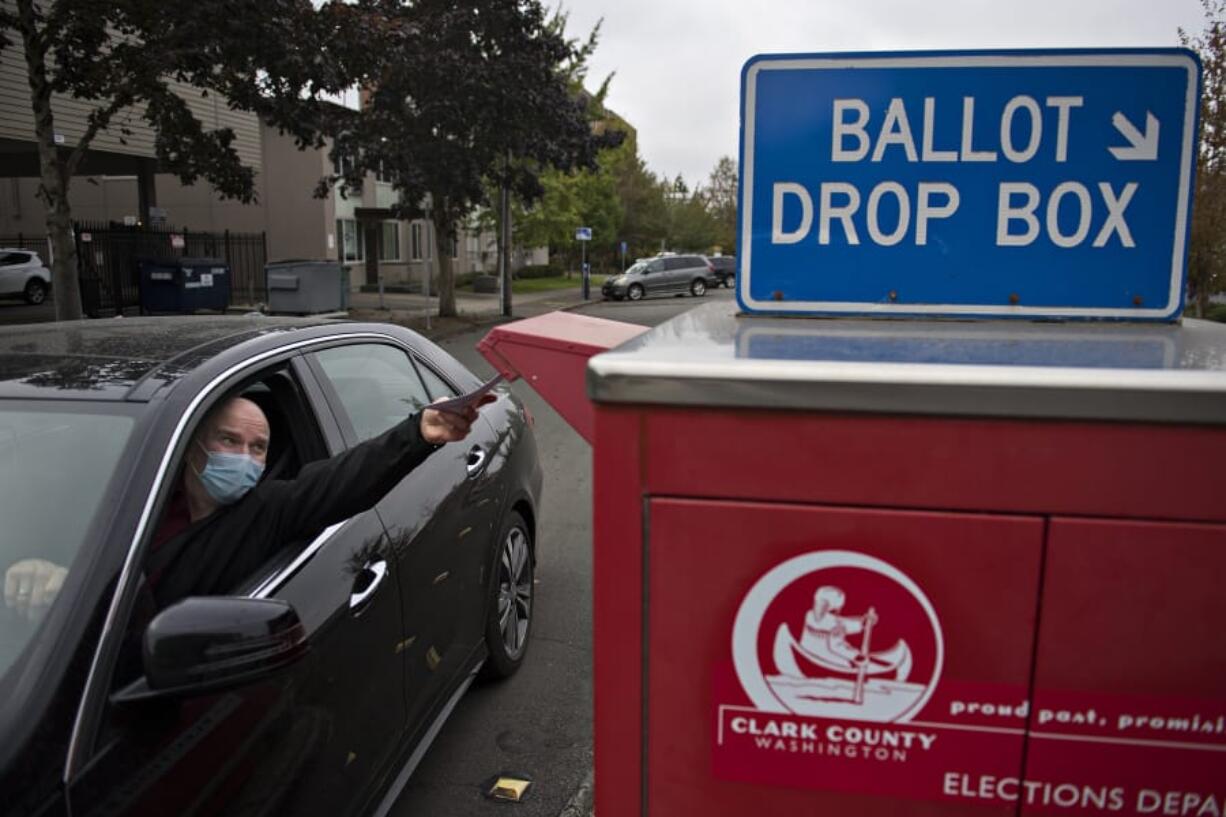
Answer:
xmin=516 ymin=263 xmax=562 ymax=279
xmin=1205 ymin=302 xmax=1226 ymax=323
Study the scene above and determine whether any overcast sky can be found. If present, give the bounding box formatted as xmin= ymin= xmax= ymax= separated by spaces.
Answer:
xmin=557 ymin=0 xmax=1209 ymax=188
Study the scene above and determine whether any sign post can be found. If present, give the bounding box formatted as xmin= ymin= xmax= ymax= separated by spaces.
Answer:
xmin=738 ymin=49 xmax=1200 ymax=321
xmin=621 ymin=240 xmax=628 ymax=272
xmin=576 ymin=227 xmax=593 ymax=300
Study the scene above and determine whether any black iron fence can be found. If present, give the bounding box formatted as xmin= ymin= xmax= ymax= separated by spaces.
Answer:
xmin=4 ymin=225 xmax=266 ymax=316
xmin=71 ymin=222 xmax=267 ymax=316
xmin=0 ymin=234 xmax=52 ymax=258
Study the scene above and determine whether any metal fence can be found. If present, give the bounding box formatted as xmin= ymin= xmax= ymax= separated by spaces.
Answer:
xmin=4 ymin=225 xmax=267 ymax=316
xmin=0 ymin=234 xmax=52 ymax=258
xmin=71 ymin=222 xmax=267 ymax=316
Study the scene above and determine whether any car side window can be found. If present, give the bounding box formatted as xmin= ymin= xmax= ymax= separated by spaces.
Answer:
xmin=106 ymin=365 xmax=324 ymax=696
xmin=646 ymin=260 xmax=663 ymax=273
xmin=664 ymin=257 xmax=688 ymax=271
xmin=413 ymin=356 xmax=457 ymax=400
xmin=315 ymin=343 xmax=431 ymax=442
xmin=0 ymin=252 xmax=27 ymax=266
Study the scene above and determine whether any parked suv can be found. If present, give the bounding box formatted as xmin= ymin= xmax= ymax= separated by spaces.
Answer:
xmin=602 ymin=254 xmax=716 ymax=301
xmin=707 ymin=255 xmax=736 ymax=287
xmin=0 ymin=249 xmax=51 ymax=305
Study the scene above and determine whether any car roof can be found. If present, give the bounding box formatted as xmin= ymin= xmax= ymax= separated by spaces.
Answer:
xmin=0 ymin=315 xmax=339 ymax=401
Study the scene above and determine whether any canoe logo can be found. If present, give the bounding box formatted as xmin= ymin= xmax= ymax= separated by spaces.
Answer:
xmin=731 ymin=550 xmax=943 ymax=723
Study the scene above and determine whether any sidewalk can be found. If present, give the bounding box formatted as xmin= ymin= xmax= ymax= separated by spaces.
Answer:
xmin=345 ymin=285 xmax=594 ymax=341
xmin=0 ymin=284 xmax=598 ymax=337
xmin=349 ymin=284 xmax=588 ymax=317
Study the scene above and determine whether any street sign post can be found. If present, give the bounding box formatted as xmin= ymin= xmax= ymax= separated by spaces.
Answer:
xmin=737 ymin=50 xmax=1201 ymax=321
xmin=576 ymin=227 xmax=592 ymax=300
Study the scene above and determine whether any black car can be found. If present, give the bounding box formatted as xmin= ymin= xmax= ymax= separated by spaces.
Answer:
xmin=707 ymin=255 xmax=736 ymax=287
xmin=0 ymin=316 xmax=542 ymax=817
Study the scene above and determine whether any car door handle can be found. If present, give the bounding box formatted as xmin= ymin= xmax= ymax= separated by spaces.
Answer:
xmin=466 ymin=445 xmax=487 ymax=476
xmin=349 ymin=559 xmax=388 ymax=611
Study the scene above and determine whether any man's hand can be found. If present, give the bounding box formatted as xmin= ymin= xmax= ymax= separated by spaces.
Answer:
xmin=420 ymin=394 xmax=494 ymax=445
xmin=5 ymin=558 xmax=67 ymax=621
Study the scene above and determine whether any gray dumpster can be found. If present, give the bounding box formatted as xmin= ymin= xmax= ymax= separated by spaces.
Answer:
xmin=265 ymin=260 xmax=349 ymax=314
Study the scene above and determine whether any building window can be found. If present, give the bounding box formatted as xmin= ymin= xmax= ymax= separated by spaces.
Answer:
xmin=410 ymin=221 xmax=431 ymax=261
xmin=380 ymin=221 xmax=401 ymax=261
xmin=337 ymin=219 xmax=364 ymax=262
xmin=375 ymin=161 xmax=391 ymax=184
xmin=450 ymin=230 xmax=459 ymax=260
xmin=333 ymin=151 xmax=356 ymax=179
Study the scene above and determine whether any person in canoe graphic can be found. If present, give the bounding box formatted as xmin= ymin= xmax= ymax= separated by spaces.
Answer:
xmin=773 ymin=585 xmax=912 ymax=705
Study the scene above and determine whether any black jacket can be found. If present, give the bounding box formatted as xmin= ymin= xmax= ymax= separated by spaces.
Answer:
xmin=150 ymin=411 xmax=439 ymax=608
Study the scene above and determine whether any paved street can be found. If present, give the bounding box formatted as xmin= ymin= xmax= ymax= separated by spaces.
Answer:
xmin=0 ymin=297 xmax=55 ymax=325
xmin=388 ymin=285 xmax=736 ymax=816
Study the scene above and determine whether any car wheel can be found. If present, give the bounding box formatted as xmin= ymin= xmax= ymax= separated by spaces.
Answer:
xmin=23 ymin=279 xmax=47 ymax=305
xmin=480 ymin=510 xmax=533 ymax=680
xmin=691 ymin=279 xmax=707 ymax=297
xmin=627 ymin=284 xmax=645 ymax=301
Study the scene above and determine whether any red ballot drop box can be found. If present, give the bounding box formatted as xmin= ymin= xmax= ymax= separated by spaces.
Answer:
xmin=479 ymin=304 xmax=1226 ymax=816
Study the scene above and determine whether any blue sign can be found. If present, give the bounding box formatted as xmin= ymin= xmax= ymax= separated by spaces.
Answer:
xmin=737 ymin=50 xmax=1200 ymax=321
xmin=575 ymin=227 xmax=592 ymax=241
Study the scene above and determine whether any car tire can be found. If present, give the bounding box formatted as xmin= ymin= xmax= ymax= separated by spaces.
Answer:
xmin=691 ymin=279 xmax=707 ymax=297
xmin=479 ymin=510 xmax=533 ymax=681
xmin=627 ymin=284 xmax=644 ymax=301
xmin=23 ymin=279 xmax=47 ymax=305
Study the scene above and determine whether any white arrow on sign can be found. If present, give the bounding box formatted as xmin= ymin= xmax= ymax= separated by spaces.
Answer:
xmin=1108 ymin=111 xmax=1159 ymax=161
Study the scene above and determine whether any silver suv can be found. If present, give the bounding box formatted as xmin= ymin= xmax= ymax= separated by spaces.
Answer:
xmin=0 ymin=249 xmax=51 ymax=305
xmin=601 ymin=254 xmax=716 ymax=301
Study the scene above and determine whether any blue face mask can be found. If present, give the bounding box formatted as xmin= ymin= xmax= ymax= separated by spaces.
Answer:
xmin=194 ymin=442 xmax=265 ymax=505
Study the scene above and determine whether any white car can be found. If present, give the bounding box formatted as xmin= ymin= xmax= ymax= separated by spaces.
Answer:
xmin=0 ymin=248 xmax=51 ymax=305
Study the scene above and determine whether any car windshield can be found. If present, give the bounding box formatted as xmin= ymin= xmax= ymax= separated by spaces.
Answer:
xmin=0 ymin=402 xmax=136 ymax=679
xmin=625 ymin=262 xmax=649 ymax=275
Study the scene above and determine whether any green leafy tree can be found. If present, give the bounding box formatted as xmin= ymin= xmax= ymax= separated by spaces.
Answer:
xmin=606 ymin=129 xmax=668 ymax=260
xmin=704 ymin=155 xmax=738 ymax=254
xmin=667 ymin=187 xmax=719 ymax=253
xmin=1 ymin=0 xmax=364 ymax=320
xmin=504 ymin=7 xmax=620 ymax=275
xmin=1182 ymin=0 xmax=1226 ymax=317
xmin=516 ymin=156 xmax=621 ymax=274
xmin=333 ymin=0 xmax=612 ymax=317
xmin=514 ymin=169 xmax=582 ymax=255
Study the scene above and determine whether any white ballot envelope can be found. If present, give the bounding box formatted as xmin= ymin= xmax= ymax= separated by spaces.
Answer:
xmin=429 ymin=374 xmax=504 ymax=415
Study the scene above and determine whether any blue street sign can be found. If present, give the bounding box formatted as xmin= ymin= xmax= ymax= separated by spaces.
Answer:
xmin=737 ymin=50 xmax=1201 ymax=321
xmin=575 ymin=227 xmax=593 ymax=241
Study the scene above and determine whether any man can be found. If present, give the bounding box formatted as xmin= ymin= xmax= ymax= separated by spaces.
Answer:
xmin=4 ymin=394 xmax=484 ymax=618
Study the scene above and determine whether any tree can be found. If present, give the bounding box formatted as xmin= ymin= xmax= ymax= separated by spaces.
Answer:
xmin=333 ymin=0 xmax=609 ymax=317
xmin=606 ymin=129 xmax=668 ymax=259
xmin=1182 ymin=0 xmax=1226 ymax=317
xmin=1 ymin=0 xmax=364 ymax=320
xmin=667 ymin=187 xmax=719 ymax=253
xmin=508 ymin=8 xmax=623 ymax=274
xmin=515 ymin=156 xmax=621 ymax=273
xmin=704 ymin=156 xmax=738 ymax=253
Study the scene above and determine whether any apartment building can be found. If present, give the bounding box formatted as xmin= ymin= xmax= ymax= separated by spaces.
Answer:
xmin=0 ymin=34 xmax=543 ymax=292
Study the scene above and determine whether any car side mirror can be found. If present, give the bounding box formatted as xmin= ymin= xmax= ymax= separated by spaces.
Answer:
xmin=112 ymin=597 xmax=309 ymax=703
